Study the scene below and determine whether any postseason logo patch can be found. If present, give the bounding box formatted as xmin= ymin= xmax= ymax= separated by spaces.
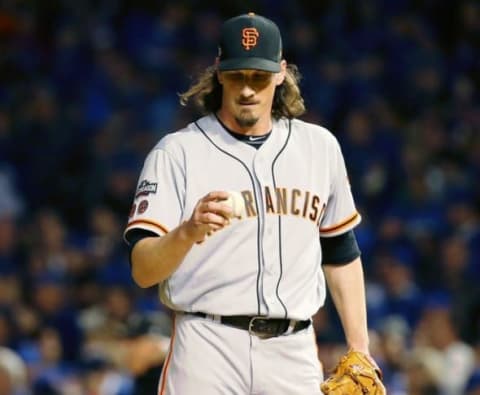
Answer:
xmin=136 ymin=180 xmax=157 ymax=198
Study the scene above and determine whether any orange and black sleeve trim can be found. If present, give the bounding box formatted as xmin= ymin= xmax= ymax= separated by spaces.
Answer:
xmin=123 ymin=219 xmax=169 ymax=244
xmin=319 ymin=212 xmax=361 ymax=236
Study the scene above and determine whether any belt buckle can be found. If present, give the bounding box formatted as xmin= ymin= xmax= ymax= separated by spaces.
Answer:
xmin=248 ymin=316 xmax=273 ymax=339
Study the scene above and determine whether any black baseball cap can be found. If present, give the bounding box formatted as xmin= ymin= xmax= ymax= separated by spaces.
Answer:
xmin=218 ymin=13 xmax=282 ymax=73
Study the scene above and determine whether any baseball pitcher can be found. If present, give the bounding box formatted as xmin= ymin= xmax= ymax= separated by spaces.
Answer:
xmin=124 ymin=12 xmax=385 ymax=395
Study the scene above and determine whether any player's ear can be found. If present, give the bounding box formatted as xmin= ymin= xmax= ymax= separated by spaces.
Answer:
xmin=275 ymin=60 xmax=287 ymax=86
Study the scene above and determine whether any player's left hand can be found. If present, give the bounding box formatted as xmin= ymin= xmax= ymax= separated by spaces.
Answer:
xmin=320 ymin=350 xmax=386 ymax=395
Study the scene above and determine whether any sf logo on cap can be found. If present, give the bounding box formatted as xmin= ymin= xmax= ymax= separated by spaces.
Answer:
xmin=242 ymin=28 xmax=259 ymax=50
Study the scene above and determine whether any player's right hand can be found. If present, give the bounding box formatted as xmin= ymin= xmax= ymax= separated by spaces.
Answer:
xmin=183 ymin=191 xmax=234 ymax=244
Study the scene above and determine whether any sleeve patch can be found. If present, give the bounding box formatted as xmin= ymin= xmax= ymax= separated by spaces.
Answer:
xmin=135 ymin=179 xmax=158 ymax=198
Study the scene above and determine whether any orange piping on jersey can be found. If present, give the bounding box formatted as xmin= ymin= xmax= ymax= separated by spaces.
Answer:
xmin=127 ymin=219 xmax=169 ymax=235
xmin=159 ymin=315 xmax=176 ymax=395
xmin=319 ymin=212 xmax=360 ymax=234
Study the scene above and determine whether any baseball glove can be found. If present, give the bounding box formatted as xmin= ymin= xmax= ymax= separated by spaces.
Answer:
xmin=320 ymin=350 xmax=386 ymax=395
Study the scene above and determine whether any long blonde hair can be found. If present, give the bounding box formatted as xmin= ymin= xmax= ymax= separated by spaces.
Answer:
xmin=179 ymin=64 xmax=306 ymax=119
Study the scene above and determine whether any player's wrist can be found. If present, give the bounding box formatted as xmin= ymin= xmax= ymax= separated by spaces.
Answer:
xmin=348 ymin=348 xmax=370 ymax=356
xmin=346 ymin=342 xmax=370 ymax=355
xmin=178 ymin=221 xmax=205 ymax=244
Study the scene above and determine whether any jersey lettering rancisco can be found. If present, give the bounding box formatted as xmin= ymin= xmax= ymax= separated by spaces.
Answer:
xmin=240 ymin=187 xmax=326 ymax=226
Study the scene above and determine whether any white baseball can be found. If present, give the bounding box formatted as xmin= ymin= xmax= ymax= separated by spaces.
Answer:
xmin=224 ymin=191 xmax=245 ymax=218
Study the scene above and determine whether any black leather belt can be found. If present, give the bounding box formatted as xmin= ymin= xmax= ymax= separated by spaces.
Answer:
xmin=188 ymin=312 xmax=311 ymax=339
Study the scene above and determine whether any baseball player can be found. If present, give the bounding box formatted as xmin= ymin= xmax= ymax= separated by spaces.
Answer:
xmin=124 ymin=13 xmax=385 ymax=395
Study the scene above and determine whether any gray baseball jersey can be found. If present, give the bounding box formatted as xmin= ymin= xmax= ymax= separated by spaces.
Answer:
xmin=124 ymin=114 xmax=361 ymax=320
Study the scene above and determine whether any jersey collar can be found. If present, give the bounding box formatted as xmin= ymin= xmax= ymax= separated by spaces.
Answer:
xmin=195 ymin=114 xmax=290 ymax=161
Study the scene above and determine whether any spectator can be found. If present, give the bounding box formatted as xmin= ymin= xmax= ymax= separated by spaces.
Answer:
xmin=0 ymin=347 xmax=30 ymax=395
xmin=414 ymin=294 xmax=476 ymax=395
xmin=405 ymin=347 xmax=442 ymax=395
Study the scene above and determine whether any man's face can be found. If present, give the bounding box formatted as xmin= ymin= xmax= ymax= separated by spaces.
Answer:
xmin=218 ymin=66 xmax=285 ymax=130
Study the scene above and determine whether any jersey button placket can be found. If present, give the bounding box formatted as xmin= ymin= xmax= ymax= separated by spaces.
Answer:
xmin=252 ymin=153 xmax=270 ymax=315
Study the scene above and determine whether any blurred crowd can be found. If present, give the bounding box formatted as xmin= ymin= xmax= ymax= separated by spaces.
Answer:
xmin=0 ymin=0 xmax=479 ymax=394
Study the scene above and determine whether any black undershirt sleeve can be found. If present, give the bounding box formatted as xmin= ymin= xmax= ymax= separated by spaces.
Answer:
xmin=321 ymin=229 xmax=361 ymax=265
xmin=126 ymin=228 xmax=160 ymax=265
